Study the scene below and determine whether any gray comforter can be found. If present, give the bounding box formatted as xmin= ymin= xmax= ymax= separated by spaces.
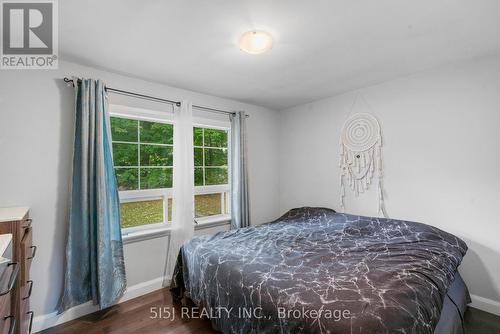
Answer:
xmin=171 ymin=207 xmax=467 ymax=333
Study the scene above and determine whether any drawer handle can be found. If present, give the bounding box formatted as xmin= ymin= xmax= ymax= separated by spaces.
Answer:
xmin=23 ymin=280 xmax=34 ymax=300
xmin=3 ymin=315 xmax=16 ymax=334
xmin=27 ymin=311 xmax=34 ymax=334
xmin=28 ymin=246 xmax=37 ymax=260
xmin=0 ymin=263 xmax=18 ymax=296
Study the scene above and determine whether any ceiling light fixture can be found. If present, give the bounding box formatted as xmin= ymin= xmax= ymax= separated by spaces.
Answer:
xmin=239 ymin=30 xmax=273 ymax=55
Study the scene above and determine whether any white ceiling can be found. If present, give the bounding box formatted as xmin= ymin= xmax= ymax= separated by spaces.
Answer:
xmin=60 ymin=0 xmax=500 ymax=110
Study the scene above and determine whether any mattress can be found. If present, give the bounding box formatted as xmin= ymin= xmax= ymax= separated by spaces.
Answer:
xmin=171 ymin=207 xmax=468 ymax=333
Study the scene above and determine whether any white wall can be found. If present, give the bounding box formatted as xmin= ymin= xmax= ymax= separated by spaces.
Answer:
xmin=278 ymin=54 xmax=500 ymax=315
xmin=0 ymin=60 xmax=281 ymax=323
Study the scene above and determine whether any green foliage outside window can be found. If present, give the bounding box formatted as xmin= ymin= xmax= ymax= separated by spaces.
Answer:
xmin=140 ymin=168 xmax=172 ymax=189
xmin=120 ymin=200 xmax=164 ymax=228
xmin=193 ymin=127 xmax=203 ymax=146
xmin=111 ymin=117 xmax=137 ymax=142
xmin=140 ymin=120 xmax=173 ymax=144
xmin=140 ymin=145 xmax=173 ymax=166
xmin=193 ymin=127 xmax=229 ymax=218
xmin=112 ymin=143 xmax=138 ymax=166
xmin=111 ymin=117 xmax=230 ymax=228
xmin=195 ymin=193 xmax=222 ymax=217
xmin=193 ymin=127 xmax=228 ymax=186
xmin=115 ymin=168 xmax=138 ymax=190
xmin=204 ymin=128 xmax=227 ymax=148
xmin=111 ymin=117 xmax=173 ymax=190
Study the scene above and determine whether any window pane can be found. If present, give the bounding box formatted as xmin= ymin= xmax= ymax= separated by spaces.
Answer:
xmin=204 ymin=148 xmax=227 ymax=166
xmin=140 ymin=168 xmax=172 ymax=189
xmin=120 ymin=199 xmax=164 ymax=229
xmin=111 ymin=117 xmax=138 ymax=142
xmin=140 ymin=145 xmax=173 ymax=166
xmin=115 ymin=168 xmax=139 ymax=191
xmin=195 ymin=194 xmax=222 ymax=218
xmin=194 ymin=167 xmax=204 ymax=186
xmin=224 ymin=192 xmax=229 ymax=214
xmin=168 ymin=198 xmax=173 ymax=222
xmin=205 ymin=168 xmax=228 ymax=185
xmin=112 ymin=143 xmax=138 ymax=166
xmin=193 ymin=127 xmax=203 ymax=146
xmin=140 ymin=121 xmax=173 ymax=144
xmin=194 ymin=148 xmax=203 ymax=167
xmin=204 ymin=128 xmax=227 ymax=148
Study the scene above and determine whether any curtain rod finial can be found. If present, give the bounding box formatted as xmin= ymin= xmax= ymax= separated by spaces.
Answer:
xmin=64 ymin=77 xmax=77 ymax=87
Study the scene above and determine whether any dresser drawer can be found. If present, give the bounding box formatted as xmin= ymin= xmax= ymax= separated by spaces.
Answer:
xmin=0 ymin=293 xmax=10 ymax=319
xmin=0 ymin=208 xmax=32 ymax=334
xmin=20 ymin=229 xmax=35 ymax=283
xmin=0 ymin=262 xmax=18 ymax=307
xmin=0 ymin=291 xmax=13 ymax=334
xmin=20 ymin=299 xmax=33 ymax=334
xmin=0 ymin=262 xmax=18 ymax=334
xmin=0 ymin=314 xmax=15 ymax=334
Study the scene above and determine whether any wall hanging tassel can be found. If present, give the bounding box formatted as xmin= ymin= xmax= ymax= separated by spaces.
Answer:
xmin=339 ymin=112 xmax=389 ymax=218
xmin=340 ymin=177 xmax=345 ymax=212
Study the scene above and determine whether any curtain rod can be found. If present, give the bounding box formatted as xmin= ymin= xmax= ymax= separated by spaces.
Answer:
xmin=193 ymin=104 xmax=243 ymax=117
xmin=63 ymin=77 xmax=181 ymax=107
xmin=63 ymin=77 xmax=247 ymax=117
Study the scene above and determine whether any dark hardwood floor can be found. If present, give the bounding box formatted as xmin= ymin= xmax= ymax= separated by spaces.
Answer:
xmin=41 ymin=289 xmax=500 ymax=334
xmin=40 ymin=289 xmax=217 ymax=334
xmin=464 ymin=307 xmax=500 ymax=334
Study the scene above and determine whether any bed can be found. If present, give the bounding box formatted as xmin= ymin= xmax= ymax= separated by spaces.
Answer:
xmin=171 ymin=207 xmax=469 ymax=333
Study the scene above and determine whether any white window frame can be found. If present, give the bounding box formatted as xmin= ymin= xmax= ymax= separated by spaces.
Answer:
xmin=110 ymin=104 xmax=174 ymax=235
xmin=110 ymin=105 xmax=232 ymax=236
xmin=193 ymin=118 xmax=232 ymax=224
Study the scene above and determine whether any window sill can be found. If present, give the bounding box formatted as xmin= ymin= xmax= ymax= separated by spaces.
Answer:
xmin=122 ymin=226 xmax=171 ymax=244
xmin=122 ymin=215 xmax=231 ymax=244
xmin=195 ymin=215 xmax=231 ymax=230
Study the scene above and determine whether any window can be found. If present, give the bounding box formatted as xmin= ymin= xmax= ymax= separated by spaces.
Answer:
xmin=110 ymin=106 xmax=231 ymax=234
xmin=193 ymin=126 xmax=230 ymax=220
xmin=111 ymin=115 xmax=174 ymax=231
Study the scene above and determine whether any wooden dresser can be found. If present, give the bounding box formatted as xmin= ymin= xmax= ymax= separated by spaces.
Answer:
xmin=0 ymin=208 xmax=35 ymax=334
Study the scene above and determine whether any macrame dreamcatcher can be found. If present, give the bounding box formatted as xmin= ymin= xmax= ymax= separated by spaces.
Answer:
xmin=339 ymin=113 xmax=388 ymax=217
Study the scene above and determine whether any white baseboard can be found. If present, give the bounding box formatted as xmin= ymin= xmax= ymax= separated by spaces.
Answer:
xmin=470 ymin=294 xmax=500 ymax=316
xmin=32 ymin=276 xmax=169 ymax=333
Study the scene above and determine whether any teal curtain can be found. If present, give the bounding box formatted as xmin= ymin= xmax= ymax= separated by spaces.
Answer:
xmin=230 ymin=111 xmax=250 ymax=229
xmin=59 ymin=78 xmax=126 ymax=312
